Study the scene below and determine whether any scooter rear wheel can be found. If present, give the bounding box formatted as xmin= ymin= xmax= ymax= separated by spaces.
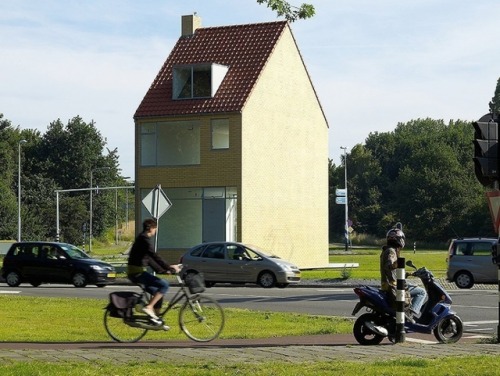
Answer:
xmin=433 ymin=314 xmax=463 ymax=344
xmin=353 ymin=313 xmax=385 ymax=345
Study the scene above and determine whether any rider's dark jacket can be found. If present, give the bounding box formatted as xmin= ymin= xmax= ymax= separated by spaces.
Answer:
xmin=127 ymin=232 xmax=172 ymax=277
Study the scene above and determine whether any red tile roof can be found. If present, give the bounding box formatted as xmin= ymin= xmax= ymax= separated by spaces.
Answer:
xmin=134 ymin=21 xmax=288 ymax=119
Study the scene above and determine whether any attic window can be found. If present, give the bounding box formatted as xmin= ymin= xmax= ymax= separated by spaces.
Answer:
xmin=173 ymin=63 xmax=228 ymax=99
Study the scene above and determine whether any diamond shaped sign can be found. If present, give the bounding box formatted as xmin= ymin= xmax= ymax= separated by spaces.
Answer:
xmin=142 ymin=186 xmax=172 ymax=219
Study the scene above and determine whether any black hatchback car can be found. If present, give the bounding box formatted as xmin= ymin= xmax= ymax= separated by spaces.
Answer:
xmin=1 ymin=241 xmax=116 ymax=287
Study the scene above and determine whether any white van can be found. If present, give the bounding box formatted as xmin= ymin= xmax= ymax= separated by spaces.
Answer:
xmin=446 ymin=238 xmax=497 ymax=288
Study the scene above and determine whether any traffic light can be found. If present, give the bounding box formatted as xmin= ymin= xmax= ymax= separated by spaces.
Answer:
xmin=473 ymin=117 xmax=499 ymax=186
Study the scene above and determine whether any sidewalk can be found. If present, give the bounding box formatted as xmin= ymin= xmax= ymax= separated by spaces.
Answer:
xmin=0 ymin=333 xmax=499 ymax=365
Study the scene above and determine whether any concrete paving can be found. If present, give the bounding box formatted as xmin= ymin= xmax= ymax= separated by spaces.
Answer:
xmin=0 ymin=333 xmax=499 ymax=365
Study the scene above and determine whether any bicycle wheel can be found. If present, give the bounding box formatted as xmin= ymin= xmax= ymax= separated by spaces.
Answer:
xmin=103 ymin=308 xmax=148 ymax=343
xmin=179 ymin=294 xmax=225 ymax=342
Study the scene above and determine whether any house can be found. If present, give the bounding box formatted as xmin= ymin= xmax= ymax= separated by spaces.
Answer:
xmin=134 ymin=15 xmax=329 ymax=268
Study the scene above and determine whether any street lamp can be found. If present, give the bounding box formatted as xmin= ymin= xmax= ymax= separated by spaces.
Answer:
xmin=18 ymin=139 xmax=27 ymax=242
xmin=115 ymin=177 xmax=131 ymax=244
xmin=340 ymin=146 xmax=349 ymax=252
xmin=90 ymin=167 xmax=110 ymax=253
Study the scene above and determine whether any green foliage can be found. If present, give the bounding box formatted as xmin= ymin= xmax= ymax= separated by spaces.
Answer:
xmin=330 ymin=118 xmax=493 ymax=243
xmin=256 ymin=0 xmax=315 ymax=21
xmin=0 ymin=113 xmax=127 ymax=244
xmin=489 ymin=77 xmax=500 ymax=118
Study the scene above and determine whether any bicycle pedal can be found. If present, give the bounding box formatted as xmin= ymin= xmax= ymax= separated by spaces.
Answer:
xmin=149 ymin=317 xmax=163 ymax=326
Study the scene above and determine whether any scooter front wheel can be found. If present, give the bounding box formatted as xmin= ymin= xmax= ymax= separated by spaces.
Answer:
xmin=353 ymin=313 xmax=386 ymax=345
xmin=433 ymin=314 xmax=463 ymax=344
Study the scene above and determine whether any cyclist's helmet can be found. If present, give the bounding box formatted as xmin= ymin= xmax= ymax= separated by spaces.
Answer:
xmin=386 ymin=227 xmax=405 ymax=248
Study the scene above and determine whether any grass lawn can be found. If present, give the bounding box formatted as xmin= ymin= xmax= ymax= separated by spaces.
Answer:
xmin=300 ymin=249 xmax=448 ymax=280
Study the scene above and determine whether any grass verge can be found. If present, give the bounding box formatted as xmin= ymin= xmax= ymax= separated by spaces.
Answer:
xmin=1 ymin=356 xmax=500 ymax=376
xmin=0 ymin=295 xmax=352 ymax=342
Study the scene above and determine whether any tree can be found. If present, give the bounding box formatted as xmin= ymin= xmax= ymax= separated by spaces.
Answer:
xmin=329 ymin=118 xmax=492 ymax=244
xmin=0 ymin=115 xmax=123 ymax=244
xmin=0 ymin=114 xmax=23 ymax=239
xmin=489 ymin=77 xmax=500 ymax=119
xmin=257 ymin=0 xmax=315 ymax=21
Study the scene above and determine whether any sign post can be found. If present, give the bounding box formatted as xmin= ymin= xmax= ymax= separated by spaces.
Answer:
xmin=141 ymin=184 xmax=172 ymax=254
xmin=336 ymin=188 xmax=349 ymax=251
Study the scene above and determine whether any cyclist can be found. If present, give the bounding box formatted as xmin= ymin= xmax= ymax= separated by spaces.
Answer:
xmin=127 ymin=218 xmax=180 ymax=326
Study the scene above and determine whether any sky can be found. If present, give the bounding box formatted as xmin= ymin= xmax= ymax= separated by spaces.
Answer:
xmin=1 ymin=0 xmax=499 ymax=179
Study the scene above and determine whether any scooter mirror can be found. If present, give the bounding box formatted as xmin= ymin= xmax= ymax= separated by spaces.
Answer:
xmin=406 ymin=260 xmax=416 ymax=269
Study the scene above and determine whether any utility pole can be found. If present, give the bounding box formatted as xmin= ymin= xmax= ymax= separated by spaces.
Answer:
xmin=340 ymin=146 xmax=349 ymax=252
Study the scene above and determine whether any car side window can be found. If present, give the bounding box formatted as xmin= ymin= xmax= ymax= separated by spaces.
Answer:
xmin=202 ymin=245 xmax=225 ymax=259
xmin=456 ymin=243 xmax=470 ymax=256
xmin=14 ymin=245 xmax=40 ymax=259
xmin=228 ymin=245 xmax=251 ymax=261
xmin=470 ymin=242 xmax=493 ymax=256
xmin=190 ymin=245 xmax=205 ymax=257
xmin=244 ymin=248 xmax=261 ymax=261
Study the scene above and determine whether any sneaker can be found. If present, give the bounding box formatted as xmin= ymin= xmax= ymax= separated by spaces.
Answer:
xmin=142 ymin=307 xmax=159 ymax=320
xmin=365 ymin=321 xmax=388 ymax=336
xmin=405 ymin=311 xmax=415 ymax=324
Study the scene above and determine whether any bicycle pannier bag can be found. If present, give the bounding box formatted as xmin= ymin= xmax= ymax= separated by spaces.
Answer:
xmin=107 ymin=291 xmax=141 ymax=318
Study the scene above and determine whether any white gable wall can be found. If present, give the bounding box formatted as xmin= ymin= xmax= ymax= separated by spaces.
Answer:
xmin=241 ymin=25 xmax=329 ymax=268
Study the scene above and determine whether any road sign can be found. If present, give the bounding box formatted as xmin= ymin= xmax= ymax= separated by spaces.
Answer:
xmin=335 ymin=196 xmax=346 ymax=205
xmin=486 ymin=191 xmax=500 ymax=233
xmin=336 ymin=188 xmax=346 ymax=197
xmin=142 ymin=186 xmax=172 ymax=219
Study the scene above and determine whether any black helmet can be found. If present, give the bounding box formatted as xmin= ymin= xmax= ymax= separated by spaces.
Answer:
xmin=386 ymin=227 xmax=405 ymax=248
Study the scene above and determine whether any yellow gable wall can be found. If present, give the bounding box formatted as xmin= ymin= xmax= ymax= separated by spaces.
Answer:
xmin=241 ymin=26 xmax=329 ymax=268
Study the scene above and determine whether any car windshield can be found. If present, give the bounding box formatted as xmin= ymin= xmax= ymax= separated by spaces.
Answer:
xmin=59 ymin=244 xmax=90 ymax=259
xmin=247 ymin=245 xmax=279 ymax=259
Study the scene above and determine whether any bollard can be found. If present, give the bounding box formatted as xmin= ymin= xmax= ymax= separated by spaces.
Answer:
xmin=498 ymin=265 xmax=500 ymax=343
xmin=395 ymin=257 xmax=406 ymax=343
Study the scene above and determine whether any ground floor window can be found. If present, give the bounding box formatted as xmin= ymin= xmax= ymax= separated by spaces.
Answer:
xmin=140 ymin=187 xmax=237 ymax=248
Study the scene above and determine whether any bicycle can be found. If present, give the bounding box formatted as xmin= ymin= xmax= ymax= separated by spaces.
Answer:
xmin=104 ymin=273 xmax=225 ymax=343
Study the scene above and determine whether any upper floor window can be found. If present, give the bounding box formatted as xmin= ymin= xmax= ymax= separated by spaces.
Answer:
xmin=173 ymin=63 xmax=229 ymax=99
xmin=211 ymin=119 xmax=229 ymax=149
xmin=140 ymin=121 xmax=200 ymax=166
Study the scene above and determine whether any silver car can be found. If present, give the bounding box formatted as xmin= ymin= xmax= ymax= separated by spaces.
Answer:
xmin=446 ymin=237 xmax=497 ymax=288
xmin=180 ymin=242 xmax=301 ymax=288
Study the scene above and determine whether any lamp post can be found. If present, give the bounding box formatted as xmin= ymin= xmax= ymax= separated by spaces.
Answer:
xmin=340 ymin=146 xmax=349 ymax=252
xmin=115 ymin=177 xmax=131 ymax=243
xmin=18 ymin=139 xmax=27 ymax=242
xmin=89 ymin=167 xmax=110 ymax=253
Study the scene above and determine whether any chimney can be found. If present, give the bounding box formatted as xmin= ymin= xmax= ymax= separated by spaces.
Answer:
xmin=182 ymin=14 xmax=202 ymax=37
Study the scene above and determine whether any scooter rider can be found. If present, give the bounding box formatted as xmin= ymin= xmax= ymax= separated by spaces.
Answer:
xmin=380 ymin=225 xmax=427 ymax=322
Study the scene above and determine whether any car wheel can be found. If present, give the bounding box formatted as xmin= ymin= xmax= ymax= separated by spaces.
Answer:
xmin=454 ymin=271 xmax=474 ymax=289
xmin=5 ymin=271 xmax=21 ymax=287
xmin=258 ymin=271 xmax=276 ymax=288
xmin=72 ymin=272 xmax=88 ymax=288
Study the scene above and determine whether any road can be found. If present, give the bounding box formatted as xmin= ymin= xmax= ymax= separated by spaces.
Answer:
xmin=1 ymin=283 xmax=498 ymax=335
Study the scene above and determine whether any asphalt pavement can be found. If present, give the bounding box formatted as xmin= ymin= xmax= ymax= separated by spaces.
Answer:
xmin=1 ymin=278 xmax=499 ymax=365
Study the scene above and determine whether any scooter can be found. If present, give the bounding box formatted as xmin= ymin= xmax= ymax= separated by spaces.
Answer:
xmin=351 ymin=260 xmax=463 ymax=345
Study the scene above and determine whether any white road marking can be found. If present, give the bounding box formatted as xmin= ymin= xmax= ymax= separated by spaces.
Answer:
xmin=0 ymin=290 xmax=21 ymax=294
xmin=464 ymin=320 xmax=498 ymax=325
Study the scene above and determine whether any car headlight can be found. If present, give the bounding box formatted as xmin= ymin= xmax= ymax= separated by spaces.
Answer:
xmin=277 ymin=263 xmax=292 ymax=271
xmin=90 ymin=265 xmax=106 ymax=271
